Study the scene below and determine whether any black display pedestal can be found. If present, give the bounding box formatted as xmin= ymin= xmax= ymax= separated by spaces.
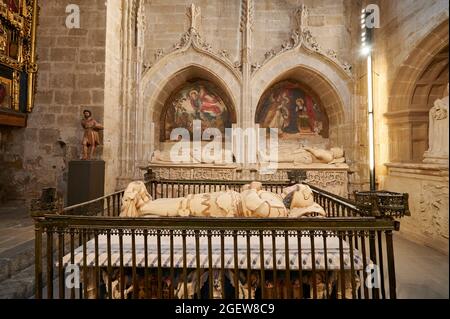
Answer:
xmin=67 ymin=160 xmax=105 ymax=209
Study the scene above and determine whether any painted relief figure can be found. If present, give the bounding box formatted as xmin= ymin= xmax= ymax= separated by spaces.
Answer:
xmin=0 ymin=21 xmax=7 ymax=55
xmin=8 ymin=29 xmax=19 ymax=59
xmin=256 ymin=81 xmax=329 ymax=138
xmin=81 ymin=109 xmax=104 ymax=160
xmin=6 ymin=0 xmax=20 ymax=13
xmin=163 ymin=81 xmax=232 ymax=140
xmin=0 ymin=77 xmax=12 ymax=109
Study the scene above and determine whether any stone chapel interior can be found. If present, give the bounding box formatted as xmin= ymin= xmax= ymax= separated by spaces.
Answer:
xmin=0 ymin=0 xmax=448 ymax=300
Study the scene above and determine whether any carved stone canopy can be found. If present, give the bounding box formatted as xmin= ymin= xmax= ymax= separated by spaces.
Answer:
xmin=146 ymin=4 xmax=352 ymax=79
xmin=253 ymin=4 xmax=352 ymax=77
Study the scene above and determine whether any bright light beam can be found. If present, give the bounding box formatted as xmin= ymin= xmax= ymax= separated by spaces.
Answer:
xmin=367 ymin=54 xmax=376 ymax=191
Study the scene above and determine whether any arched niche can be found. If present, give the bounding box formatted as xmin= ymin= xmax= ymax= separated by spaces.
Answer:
xmin=385 ymin=20 xmax=449 ymax=163
xmin=160 ymin=79 xmax=237 ymax=142
xmin=252 ymin=59 xmax=351 ymax=148
xmin=255 ymin=80 xmax=330 ymax=139
xmin=410 ymin=45 xmax=448 ymax=109
xmin=141 ymin=59 xmax=240 ymax=147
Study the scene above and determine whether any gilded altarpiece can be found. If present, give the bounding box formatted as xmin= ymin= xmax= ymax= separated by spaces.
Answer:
xmin=0 ymin=0 xmax=38 ymax=127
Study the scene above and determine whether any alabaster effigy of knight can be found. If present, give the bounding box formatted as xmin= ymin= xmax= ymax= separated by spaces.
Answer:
xmin=120 ymin=181 xmax=325 ymax=219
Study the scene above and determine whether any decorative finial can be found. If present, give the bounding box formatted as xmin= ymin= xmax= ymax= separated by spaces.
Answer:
xmin=187 ymin=3 xmax=201 ymax=31
xmin=240 ymin=0 xmax=254 ymax=31
xmin=295 ymin=4 xmax=309 ymax=32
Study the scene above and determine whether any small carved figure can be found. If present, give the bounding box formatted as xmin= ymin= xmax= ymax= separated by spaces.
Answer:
xmin=81 ymin=109 xmax=104 ymax=160
xmin=0 ymin=21 xmax=7 ymax=54
xmin=424 ymin=84 xmax=449 ymax=163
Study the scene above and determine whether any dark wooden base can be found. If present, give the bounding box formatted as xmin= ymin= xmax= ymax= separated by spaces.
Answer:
xmin=0 ymin=109 xmax=27 ymax=127
xmin=67 ymin=160 xmax=105 ymax=207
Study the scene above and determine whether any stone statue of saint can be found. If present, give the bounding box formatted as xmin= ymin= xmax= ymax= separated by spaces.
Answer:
xmin=120 ymin=181 xmax=326 ymax=219
xmin=81 ymin=109 xmax=104 ymax=160
xmin=424 ymin=84 xmax=449 ymax=164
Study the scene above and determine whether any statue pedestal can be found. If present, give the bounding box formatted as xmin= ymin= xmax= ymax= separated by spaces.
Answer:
xmin=67 ymin=160 xmax=105 ymax=207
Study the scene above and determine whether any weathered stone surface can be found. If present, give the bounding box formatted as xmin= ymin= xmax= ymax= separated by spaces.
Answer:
xmin=71 ymin=90 xmax=92 ymax=105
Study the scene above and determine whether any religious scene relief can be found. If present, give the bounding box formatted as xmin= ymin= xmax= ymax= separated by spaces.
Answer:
xmin=162 ymin=80 xmax=234 ymax=141
xmin=256 ymin=80 xmax=329 ymax=139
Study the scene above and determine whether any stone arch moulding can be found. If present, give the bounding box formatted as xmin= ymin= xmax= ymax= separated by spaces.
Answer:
xmin=387 ymin=19 xmax=449 ymax=113
xmin=139 ymin=54 xmax=241 ymax=144
xmin=385 ymin=19 xmax=449 ymax=163
xmin=140 ymin=24 xmax=242 ymax=85
xmin=251 ymin=49 xmax=353 ymax=129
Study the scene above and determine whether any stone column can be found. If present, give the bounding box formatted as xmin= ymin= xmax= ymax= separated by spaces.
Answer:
xmin=240 ymin=0 xmax=254 ymax=167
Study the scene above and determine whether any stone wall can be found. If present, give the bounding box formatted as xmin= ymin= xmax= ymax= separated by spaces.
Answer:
xmin=253 ymin=0 xmax=352 ymax=64
xmin=0 ymin=0 xmax=107 ymax=203
xmin=144 ymin=0 xmax=241 ymax=66
xmin=372 ymin=0 xmax=449 ymax=252
xmin=372 ymin=0 xmax=449 ymax=172
xmin=384 ymin=164 xmax=449 ymax=254
xmin=0 ymin=0 xmax=448 ymax=255
xmin=144 ymin=0 xmax=352 ymax=71
xmin=0 ymin=0 xmax=362 ymax=203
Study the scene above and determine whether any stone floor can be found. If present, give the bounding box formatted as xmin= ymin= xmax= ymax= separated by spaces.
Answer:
xmin=394 ymin=233 xmax=449 ymax=299
xmin=0 ymin=201 xmax=34 ymax=255
xmin=0 ymin=202 xmax=35 ymax=298
xmin=0 ymin=203 xmax=448 ymax=299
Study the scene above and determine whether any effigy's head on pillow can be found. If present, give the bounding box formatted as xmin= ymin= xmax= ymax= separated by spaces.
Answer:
xmin=242 ymin=181 xmax=263 ymax=192
xmin=121 ymin=181 xmax=153 ymax=217
xmin=283 ymin=184 xmax=326 ymax=218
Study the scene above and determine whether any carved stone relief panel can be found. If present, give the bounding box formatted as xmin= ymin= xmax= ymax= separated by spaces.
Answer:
xmin=419 ymin=183 xmax=449 ymax=240
xmin=147 ymin=165 xmax=349 ymax=197
xmin=305 ymin=171 xmax=348 ymax=198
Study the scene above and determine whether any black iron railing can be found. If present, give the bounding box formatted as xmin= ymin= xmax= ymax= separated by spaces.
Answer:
xmin=32 ymin=176 xmax=399 ymax=300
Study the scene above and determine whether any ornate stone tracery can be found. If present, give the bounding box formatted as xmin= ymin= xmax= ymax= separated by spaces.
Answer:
xmin=145 ymin=4 xmax=351 ymax=80
xmin=145 ymin=3 xmax=241 ymax=80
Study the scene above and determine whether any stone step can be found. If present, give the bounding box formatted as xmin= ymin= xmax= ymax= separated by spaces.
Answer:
xmin=0 ymin=239 xmax=35 ymax=283
xmin=0 ymin=263 xmax=35 ymax=299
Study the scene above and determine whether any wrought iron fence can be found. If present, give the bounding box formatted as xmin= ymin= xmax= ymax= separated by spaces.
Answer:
xmin=32 ymin=176 xmax=399 ymax=299
xmin=34 ymin=216 xmax=397 ymax=300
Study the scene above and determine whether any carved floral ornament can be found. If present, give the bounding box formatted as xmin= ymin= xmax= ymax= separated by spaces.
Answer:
xmin=252 ymin=5 xmax=352 ymax=76
xmin=144 ymin=3 xmax=352 ymax=79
